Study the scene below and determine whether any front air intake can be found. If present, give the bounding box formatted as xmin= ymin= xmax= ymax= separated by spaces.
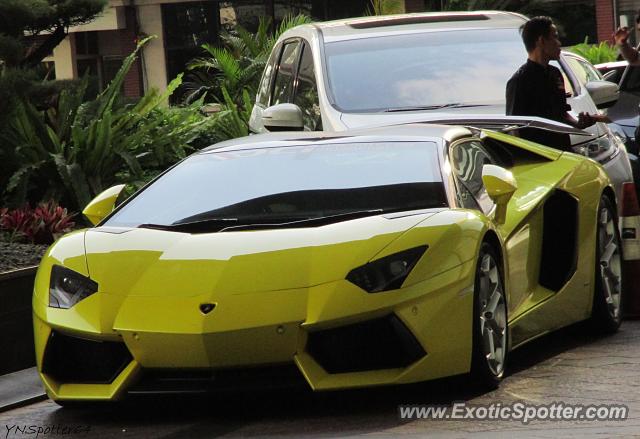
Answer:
xmin=42 ymin=331 xmax=132 ymax=384
xmin=306 ymin=314 xmax=426 ymax=374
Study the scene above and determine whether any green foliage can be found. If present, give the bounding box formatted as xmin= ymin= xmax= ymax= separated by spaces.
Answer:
xmin=0 ymin=0 xmax=106 ymax=52
xmin=568 ymin=38 xmax=618 ymax=65
xmin=0 ymin=0 xmax=106 ymax=128
xmin=432 ymin=0 xmax=596 ymax=45
xmin=441 ymin=0 xmax=516 ymax=10
xmin=1 ymin=38 xmax=215 ymax=211
xmin=366 ymin=0 xmax=404 ymax=15
xmin=184 ymin=14 xmax=312 ymax=106
xmin=182 ymin=14 xmax=312 ymax=145
xmin=207 ymin=87 xmax=254 ymax=142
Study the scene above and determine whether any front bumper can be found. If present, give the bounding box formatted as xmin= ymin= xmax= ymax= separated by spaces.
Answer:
xmin=34 ymin=259 xmax=475 ymax=401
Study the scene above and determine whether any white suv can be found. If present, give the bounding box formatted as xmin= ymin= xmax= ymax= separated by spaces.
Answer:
xmin=250 ymin=11 xmax=633 ymax=207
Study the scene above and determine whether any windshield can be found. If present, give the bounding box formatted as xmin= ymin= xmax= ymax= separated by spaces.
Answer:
xmin=104 ymin=142 xmax=448 ymax=230
xmin=325 ymin=28 xmax=526 ymax=112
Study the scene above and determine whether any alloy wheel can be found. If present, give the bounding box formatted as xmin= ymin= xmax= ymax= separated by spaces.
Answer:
xmin=477 ymin=252 xmax=507 ymax=377
xmin=597 ymin=205 xmax=622 ymax=322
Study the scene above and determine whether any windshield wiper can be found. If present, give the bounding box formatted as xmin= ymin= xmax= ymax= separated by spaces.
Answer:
xmin=137 ymin=208 xmax=419 ymax=234
xmin=219 ymin=209 xmax=386 ymax=232
xmin=384 ymin=103 xmax=489 ymax=112
xmin=138 ymin=217 xmax=238 ymax=232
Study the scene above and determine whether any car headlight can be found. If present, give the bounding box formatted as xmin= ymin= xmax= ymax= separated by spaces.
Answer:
xmin=49 ymin=265 xmax=99 ymax=309
xmin=573 ymin=134 xmax=620 ymax=162
xmin=346 ymin=246 xmax=427 ymax=293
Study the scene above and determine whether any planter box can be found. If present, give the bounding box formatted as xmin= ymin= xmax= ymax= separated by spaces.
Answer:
xmin=0 ymin=267 xmax=37 ymax=375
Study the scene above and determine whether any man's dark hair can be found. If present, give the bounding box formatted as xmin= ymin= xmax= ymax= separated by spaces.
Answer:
xmin=520 ymin=16 xmax=554 ymax=52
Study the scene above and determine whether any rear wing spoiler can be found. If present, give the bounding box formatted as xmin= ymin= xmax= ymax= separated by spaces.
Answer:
xmin=416 ymin=115 xmax=593 ymax=137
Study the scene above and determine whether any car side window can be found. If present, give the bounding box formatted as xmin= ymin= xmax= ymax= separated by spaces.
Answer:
xmin=294 ymin=42 xmax=322 ymax=131
xmin=256 ymin=44 xmax=280 ymax=107
xmin=577 ymin=59 xmax=603 ymax=82
xmin=450 ymin=141 xmax=495 ymax=214
xmin=550 ymin=60 xmax=575 ymax=97
xmin=564 ymin=56 xmax=594 ymax=86
xmin=271 ymin=41 xmax=302 ymax=106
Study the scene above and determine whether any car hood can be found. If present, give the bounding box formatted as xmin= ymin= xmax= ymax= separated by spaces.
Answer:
xmin=339 ymin=105 xmax=605 ymax=138
xmin=339 ymin=105 xmax=505 ymax=128
xmin=81 ymin=212 xmax=439 ymax=297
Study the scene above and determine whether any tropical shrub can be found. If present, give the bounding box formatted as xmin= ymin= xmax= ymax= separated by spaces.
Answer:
xmin=1 ymin=37 xmax=216 ymax=211
xmin=366 ymin=0 xmax=404 ymax=15
xmin=183 ymin=14 xmax=313 ymax=106
xmin=568 ymin=38 xmax=618 ymax=65
xmin=0 ymin=201 xmax=75 ymax=245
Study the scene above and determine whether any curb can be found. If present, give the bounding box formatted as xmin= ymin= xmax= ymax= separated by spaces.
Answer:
xmin=0 ymin=394 xmax=48 ymax=414
xmin=0 ymin=266 xmax=38 ymax=375
xmin=0 ymin=367 xmax=47 ymax=413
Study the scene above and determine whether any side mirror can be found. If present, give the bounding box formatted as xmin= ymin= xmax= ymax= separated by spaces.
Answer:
xmin=82 ymin=184 xmax=126 ymax=226
xmin=602 ymin=70 xmax=619 ymax=84
xmin=585 ymin=80 xmax=619 ymax=109
xmin=482 ymin=164 xmax=517 ymax=224
xmin=262 ymin=103 xmax=304 ymax=131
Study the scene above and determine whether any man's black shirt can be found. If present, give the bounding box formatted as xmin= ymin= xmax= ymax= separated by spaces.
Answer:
xmin=506 ymin=59 xmax=572 ymax=149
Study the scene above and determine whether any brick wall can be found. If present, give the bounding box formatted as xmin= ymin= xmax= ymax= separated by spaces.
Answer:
xmin=596 ymin=0 xmax=615 ymax=42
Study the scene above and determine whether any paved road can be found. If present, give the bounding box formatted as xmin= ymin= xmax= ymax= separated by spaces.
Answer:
xmin=2 ymin=321 xmax=640 ymax=438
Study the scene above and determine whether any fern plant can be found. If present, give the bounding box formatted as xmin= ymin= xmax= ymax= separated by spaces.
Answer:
xmin=568 ymin=38 xmax=618 ymax=65
xmin=2 ymin=37 xmax=215 ymax=211
xmin=183 ymin=14 xmax=312 ymax=106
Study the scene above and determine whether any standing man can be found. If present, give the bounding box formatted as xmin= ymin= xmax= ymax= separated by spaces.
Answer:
xmin=506 ymin=16 xmax=598 ymax=149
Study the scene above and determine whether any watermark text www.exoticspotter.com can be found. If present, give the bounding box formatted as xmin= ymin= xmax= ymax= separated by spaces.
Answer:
xmin=5 ymin=425 xmax=91 ymax=439
xmin=398 ymin=402 xmax=628 ymax=424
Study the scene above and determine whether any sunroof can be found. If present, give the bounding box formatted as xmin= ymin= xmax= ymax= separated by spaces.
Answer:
xmin=348 ymin=14 xmax=490 ymax=29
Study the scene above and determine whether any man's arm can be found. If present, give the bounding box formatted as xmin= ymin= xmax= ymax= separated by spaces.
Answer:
xmin=563 ymin=112 xmax=609 ymax=129
xmin=614 ymin=27 xmax=640 ymax=65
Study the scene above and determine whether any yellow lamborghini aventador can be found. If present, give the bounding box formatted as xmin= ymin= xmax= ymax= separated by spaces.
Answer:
xmin=33 ymin=123 xmax=624 ymax=404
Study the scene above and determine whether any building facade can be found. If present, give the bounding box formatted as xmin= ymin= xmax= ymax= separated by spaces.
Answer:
xmin=596 ymin=0 xmax=640 ymax=44
xmin=48 ymin=0 xmax=383 ymax=99
xmin=47 ymin=0 xmax=606 ymax=100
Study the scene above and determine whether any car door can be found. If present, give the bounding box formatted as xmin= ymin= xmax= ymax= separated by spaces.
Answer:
xmin=611 ymin=62 xmax=640 ymax=140
xmin=450 ymin=139 xmax=534 ymax=322
xmin=558 ymin=53 xmax=606 ymax=138
xmin=449 ymin=139 xmax=496 ymax=216
xmin=293 ymin=41 xmax=323 ymax=131
xmin=449 ymin=137 xmax=573 ymax=332
xmin=249 ymin=39 xmax=302 ymax=133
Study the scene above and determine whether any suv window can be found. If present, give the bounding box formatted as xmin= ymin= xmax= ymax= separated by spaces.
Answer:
xmin=450 ymin=141 xmax=495 ymax=213
xmin=272 ymin=41 xmax=301 ymax=106
xmin=577 ymin=58 xmax=603 ymax=82
xmin=551 ymin=60 xmax=576 ymax=97
xmin=294 ymin=43 xmax=322 ymax=131
xmin=564 ymin=56 xmax=601 ymax=85
xmin=257 ymin=44 xmax=280 ymax=107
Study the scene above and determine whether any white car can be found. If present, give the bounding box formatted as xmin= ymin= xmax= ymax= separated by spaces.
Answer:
xmin=250 ymin=11 xmax=634 ymax=211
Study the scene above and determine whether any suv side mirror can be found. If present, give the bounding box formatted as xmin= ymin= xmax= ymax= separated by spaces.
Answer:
xmin=482 ymin=164 xmax=517 ymax=224
xmin=602 ymin=70 xmax=619 ymax=84
xmin=585 ymin=80 xmax=619 ymax=109
xmin=82 ymin=184 xmax=126 ymax=225
xmin=263 ymin=103 xmax=304 ymax=131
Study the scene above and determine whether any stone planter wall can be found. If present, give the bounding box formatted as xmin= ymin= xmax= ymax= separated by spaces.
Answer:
xmin=0 ymin=267 xmax=37 ymax=375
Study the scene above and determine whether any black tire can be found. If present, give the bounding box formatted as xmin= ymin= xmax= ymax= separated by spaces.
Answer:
xmin=470 ymin=242 xmax=508 ymax=390
xmin=589 ymin=195 xmax=623 ymax=334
